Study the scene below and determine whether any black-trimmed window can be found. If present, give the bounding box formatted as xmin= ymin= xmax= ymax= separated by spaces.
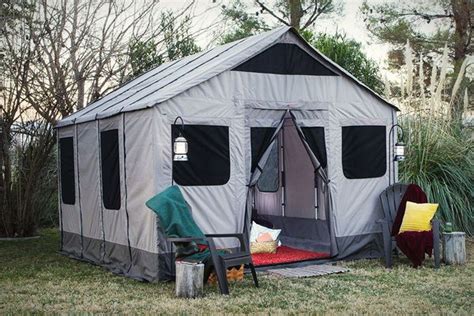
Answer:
xmin=342 ymin=125 xmax=386 ymax=179
xmin=100 ymin=129 xmax=121 ymax=210
xmin=172 ymin=125 xmax=230 ymax=186
xmin=59 ymin=137 xmax=75 ymax=205
xmin=257 ymin=140 xmax=279 ymax=192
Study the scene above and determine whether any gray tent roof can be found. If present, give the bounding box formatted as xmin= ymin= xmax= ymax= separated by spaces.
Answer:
xmin=57 ymin=26 xmax=397 ymax=127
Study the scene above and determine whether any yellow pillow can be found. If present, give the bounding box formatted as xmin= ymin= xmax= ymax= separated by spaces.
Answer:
xmin=399 ymin=201 xmax=438 ymax=233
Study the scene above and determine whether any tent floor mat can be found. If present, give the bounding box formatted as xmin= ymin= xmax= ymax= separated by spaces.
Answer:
xmin=267 ymin=264 xmax=349 ymax=278
xmin=252 ymin=246 xmax=330 ymax=267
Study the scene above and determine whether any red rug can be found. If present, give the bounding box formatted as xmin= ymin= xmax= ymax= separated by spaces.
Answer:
xmin=252 ymin=246 xmax=330 ymax=266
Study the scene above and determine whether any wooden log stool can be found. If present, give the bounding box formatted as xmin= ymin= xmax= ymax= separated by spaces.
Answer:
xmin=442 ymin=232 xmax=466 ymax=265
xmin=175 ymin=261 xmax=204 ymax=298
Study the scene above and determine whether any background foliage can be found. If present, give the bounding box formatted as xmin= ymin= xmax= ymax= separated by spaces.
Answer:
xmin=304 ymin=31 xmax=384 ymax=93
xmin=0 ymin=0 xmax=199 ymax=237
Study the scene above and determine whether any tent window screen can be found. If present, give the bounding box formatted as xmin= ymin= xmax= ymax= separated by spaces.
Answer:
xmin=59 ymin=137 xmax=75 ymax=205
xmin=301 ymin=127 xmax=327 ymax=168
xmin=342 ymin=126 xmax=386 ymax=179
xmin=172 ymin=125 xmax=230 ymax=186
xmin=100 ymin=129 xmax=121 ymax=210
xmin=257 ymin=140 xmax=279 ymax=192
xmin=232 ymin=43 xmax=337 ymax=76
xmin=250 ymin=127 xmax=277 ymax=173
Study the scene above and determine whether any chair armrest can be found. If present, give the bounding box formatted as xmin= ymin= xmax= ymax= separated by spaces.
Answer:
xmin=205 ymin=233 xmax=244 ymax=238
xmin=205 ymin=233 xmax=248 ymax=253
xmin=168 ymin=237 xmax=206 ymax=243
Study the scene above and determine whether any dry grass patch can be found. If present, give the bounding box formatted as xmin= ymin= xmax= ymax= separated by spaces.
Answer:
xmin=1 ymin=229 xmax=472 ymax=314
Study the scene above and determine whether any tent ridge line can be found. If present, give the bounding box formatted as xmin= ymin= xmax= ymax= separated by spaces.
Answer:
xmin=57 ymin=25 xmax=398 ymax=128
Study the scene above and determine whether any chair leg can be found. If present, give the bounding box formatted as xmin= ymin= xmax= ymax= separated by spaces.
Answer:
xmin=207 ymin=238 xmax=230 ymax=295
xmin=248 ymin=263 xmax=259 ymax=288
xmin=203 ymin=263 xmax=213 ymax=284
xmin=381 ymin=221 xmax=392 ymax=268
xmin=214 ymin=258 xmax=229 ymax=295
xmin=433 ymin=219 xmax=441 ymax=269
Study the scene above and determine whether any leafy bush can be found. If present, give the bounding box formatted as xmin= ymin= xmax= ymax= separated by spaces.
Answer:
xmin=1 ymin=123 xmax=57 ymax=237
xmin=306 ymin=32 xmax=384 ymax=94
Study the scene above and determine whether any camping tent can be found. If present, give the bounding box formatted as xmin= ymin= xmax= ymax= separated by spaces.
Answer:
xmin=56 ymin=26 xmax=400 ymax=282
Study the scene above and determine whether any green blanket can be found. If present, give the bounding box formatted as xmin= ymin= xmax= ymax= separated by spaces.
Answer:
xmin=145 ymin=185 xmax=210 ymax=263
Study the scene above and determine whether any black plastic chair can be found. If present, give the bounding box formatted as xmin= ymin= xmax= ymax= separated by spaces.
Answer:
xmin=378 ymin=183 xmax=440 ymax=268
xmin=168 ymin=232 xmax=259 ymax=295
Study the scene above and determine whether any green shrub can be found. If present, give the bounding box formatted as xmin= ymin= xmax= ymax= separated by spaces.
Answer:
xmin=399 ymin=115 xmax=474 ymax=235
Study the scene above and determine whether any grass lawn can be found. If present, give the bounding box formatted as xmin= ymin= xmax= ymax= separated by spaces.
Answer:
xmin=1 ymin=229 xmax=472 ymax=314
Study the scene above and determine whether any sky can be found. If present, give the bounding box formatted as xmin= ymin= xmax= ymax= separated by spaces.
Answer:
xmin=158 ymin=0 xmax=394 ymax=69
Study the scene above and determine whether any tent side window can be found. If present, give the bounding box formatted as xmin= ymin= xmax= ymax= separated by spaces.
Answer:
xmin=250 ymin=127 xmax=278 ymax=192
xmin=257 ymin=140 xmax=279 ymax=192
xmin=100 ymin=129 xmax=121 ymax=210
xmin=342 ymin=126 xmax=386 ymax=179
xmin=301 ymin=127 xmax=327 ymax=168
xmin=172 ymin=125 xmax=230 ymax=186
xmin=59 ymin=137 xmax=75 ymax=205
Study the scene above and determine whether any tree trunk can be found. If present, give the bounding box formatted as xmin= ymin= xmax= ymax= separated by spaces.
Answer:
xmin=450 ymin=0 xmax=471 ymax=121
xmin=0 ymin=100 xmax=4 ymax=204
xmin=76 ymin=77 xmax=85 ymax=111
xmin=289 ymin=0 xmax=304 ymax=29
xmin=0 ymin=108 xmax=6 ymax=236
xmin=0 ymin=123 xmax=14 ymax=237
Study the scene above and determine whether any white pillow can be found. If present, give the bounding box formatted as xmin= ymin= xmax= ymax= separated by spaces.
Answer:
xmin=250 ymin=221 xmax=281 ymax=243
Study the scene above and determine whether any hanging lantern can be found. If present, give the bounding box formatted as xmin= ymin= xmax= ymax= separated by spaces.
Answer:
xmin=173 ymin=116 xmax=188 ymax=161
xmin=388 ymin=123 xmax=407 ymax=185
xmin=394 ymin=141 xmax=405 ymax=161
xmin=173 ymin=135 xmax=188 ymax=161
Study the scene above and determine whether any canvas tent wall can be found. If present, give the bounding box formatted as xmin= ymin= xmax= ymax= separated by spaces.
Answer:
xmin=56 ymin=26 xmax=399 ymax=282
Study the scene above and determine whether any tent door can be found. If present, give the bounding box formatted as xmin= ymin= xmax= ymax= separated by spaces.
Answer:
xmin=282 ymin=117 xmax=316 ymax=219
xmin=251 ymin=112 xmax=331 ymax=254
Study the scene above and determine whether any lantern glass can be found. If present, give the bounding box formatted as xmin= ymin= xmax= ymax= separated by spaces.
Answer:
xmin=394 ymin=142 xmax=405 ymax=161
xmin=173 ymin=136 xmax=188 ymax=161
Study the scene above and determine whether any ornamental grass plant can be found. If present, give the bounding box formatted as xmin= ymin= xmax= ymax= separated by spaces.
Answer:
xmin=393 ymin=42 xmax=473 ymax=235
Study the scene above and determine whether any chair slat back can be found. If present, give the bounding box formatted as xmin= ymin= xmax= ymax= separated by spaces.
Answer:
xmin=379 ymin=183 xmax=409 ymax=231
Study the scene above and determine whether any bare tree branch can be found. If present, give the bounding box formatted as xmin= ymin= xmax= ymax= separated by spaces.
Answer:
xmin=255 ymin=0 xmax=290 ymax=26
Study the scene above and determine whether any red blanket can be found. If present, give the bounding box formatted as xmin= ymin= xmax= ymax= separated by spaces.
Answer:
xmin=392 ymin=184 xmax=433 ymax=267
xmin=396 ymin=231 xmax=433 ymax=267
xmin=252 ymin=246 xmax=329 ymax=266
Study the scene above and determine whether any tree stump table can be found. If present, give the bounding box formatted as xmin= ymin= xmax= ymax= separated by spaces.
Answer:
xmin=442 ymin=232 xmax=466 ymax=265
xmin=175 ymin=261 xmax=204 ymax=298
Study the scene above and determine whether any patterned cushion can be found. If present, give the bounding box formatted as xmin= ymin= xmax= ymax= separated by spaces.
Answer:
xmin=250 ymin=240 xmax=278 ymax=254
